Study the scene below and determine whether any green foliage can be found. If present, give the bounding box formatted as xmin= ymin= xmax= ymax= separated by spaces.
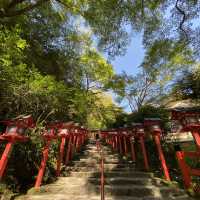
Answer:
xmin=0 ymin=0 xmax=200 ymax=196
xmin=0 ymin=3 xmax=122 ymax=194
xmin=107 ymin=70 xmax=158 ymax=111
xmin=80 ymin=50 xmax=114 ymax=87
xmin=110 ymin=105 xmax=170 ymax=131
xmin=171 ymin=65 xmax=200 ymax=100
xmin=0 ymin=0 xmax=200 ymax=59
xmin=86 ymin=91 xmax=122 ymax=129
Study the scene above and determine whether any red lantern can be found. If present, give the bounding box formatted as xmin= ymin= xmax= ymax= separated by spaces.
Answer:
xmin=56 ymin=121 xmax=74 ymax=177
xmin=144 ymin=118 xmax=170 ymax=181
xmin=0 ymin=115 xmax=34 ymax=179
xmin=35 ymin=122 xmax=59 ymax=188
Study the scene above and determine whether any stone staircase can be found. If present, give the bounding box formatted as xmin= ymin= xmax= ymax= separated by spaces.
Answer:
xmin=16 ymin=140 xmax=193 ymax=200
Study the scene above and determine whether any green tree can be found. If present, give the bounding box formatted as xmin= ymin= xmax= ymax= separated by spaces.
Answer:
xmin=107 ymin=70 xmax=158 ymax=111
xmin=171 ymin=64 xmax=200 ymax=100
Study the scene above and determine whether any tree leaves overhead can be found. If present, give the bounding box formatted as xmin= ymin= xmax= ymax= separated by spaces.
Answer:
xmin=0 ymin=0 xmax=200 ymax=59
xmin=0 ymin=3 xmax=121 ymax=129
xmin=0 ymin=0 xmax=199 ymax=120
xmin=80 ymin=50 xmax=114 ymax=90
xmin=171 ymin=65 xmax=200 ymax=100
xmin=2 ymin=1 xmax=200 ymax=195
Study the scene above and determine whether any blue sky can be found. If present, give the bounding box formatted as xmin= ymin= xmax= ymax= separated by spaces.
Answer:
xmin=111 ymin=33 xmax=145 ymax=75
xmin=109 ymin=33 xmax=145 ymax=112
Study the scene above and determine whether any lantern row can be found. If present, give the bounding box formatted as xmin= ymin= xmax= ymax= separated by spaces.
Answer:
xmin=0 ymin=115 xmax=88 ymax=188
xmin=101 ymin=109 xmax=200 ymax=190
xmin=101 ymin=118 xmax=170 ymax=181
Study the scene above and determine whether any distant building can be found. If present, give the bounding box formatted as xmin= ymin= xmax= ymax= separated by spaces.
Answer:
xmin=164 ymin=99 xmax=200 ymax=143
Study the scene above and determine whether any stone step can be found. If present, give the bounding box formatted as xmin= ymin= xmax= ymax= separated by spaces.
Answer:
xmin=84 ymin=145 xmax=112 ymax=149
xmin=68 ymin=162 xmax=135 ymax=168
xmin=82 ymin=150 xmax=114 ymax=154
xmin=24 ymin=185 xmax=186 ymax=198
xmin=52 ymin=177 xmax=178 ymax=188
xmin=65 ymin=171 xmax=154 ymax=178
xmin=76 ymin=154 xmax=122 ymax=160
xmin=71 ymin=160 xmax=119 ymax=165
xmin=64 ymin=166 xmax=136 ymax=172
xmin=15 ymin=142 xmax=192 ymax=200
xmin=72 ymin=158 xmax=127 ymax=164
xmin=79 ymin=152 xmax=127 ymax=157
xmin=16 ymin=194 xmax=192 ymax=200
xmin=103 ymin=185 xmax=186 ymax=198
xmin=53 ymin=177 xmax=155 ymax=186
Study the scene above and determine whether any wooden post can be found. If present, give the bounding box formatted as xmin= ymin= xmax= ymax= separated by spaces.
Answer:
xmin=56 ymin=137 xmax=66 ymax=177
xmin=176 ymin=151 xmax=191 ymax=189
xmin=153 ymin=132 xmax=171 ymax=181
xmin=119 ymin=135 xmax=123 ymax=155
xmin=0 ymin=142 xmax=13 ymax=179
xmin=112 ymin=135 xmax=115 ymax=150
xmin=65 ymin=135 xmax=72 ymax=165
xmin=35 ymin=140 xmax=50 ymax=188
xmin=130 ymin=137 xmax=136 ymax=162
xmin=191 ymin=129 xmax=200 ymax=151
xmin=123 ymin=135 xmax=128 ymax=156
xmin=139 ymin=136 xmax=149 ymax=170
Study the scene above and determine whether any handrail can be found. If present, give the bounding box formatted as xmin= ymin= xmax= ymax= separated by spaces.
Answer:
xmin=96 ymin=139 xmax=105 ymax=200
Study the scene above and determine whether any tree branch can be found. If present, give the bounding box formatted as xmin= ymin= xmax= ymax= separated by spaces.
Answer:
xmin=6 ymin=0 xmax=26 ymax=10
xmin=175 ymin=0 xmax=188 ymax=41
xmin=0 ymin=0 xmax=49 ymax=18
xmin=126 ymin=95 xmax=136 ymax=112
xmin=141 ymin=0 xmax=144 ymax=19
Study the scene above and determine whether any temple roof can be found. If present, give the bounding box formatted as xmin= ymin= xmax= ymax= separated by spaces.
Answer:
xmin=164 ymin=99 xmax=200 ymax=111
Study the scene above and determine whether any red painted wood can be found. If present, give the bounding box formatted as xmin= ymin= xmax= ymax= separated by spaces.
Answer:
xmin=35 ymin=140 xmax=50 ymax=188
xmin=112 ymin=135 xmax=115 ymax=150
xmin=153 ymin=134 xmax=171 ymax=181
xmin=190 ymin=168 xmax=200 ymax=176
xmin=56 ymin=137 xmax=66 ymax=177
xmin=119 ymin=135 xmax=123 ymax=155
xmin=76 ymin=135 xmax=80 ymax=152
xmin=123 ymin=135 xmax=128 ymax=156
xmin=191 ymin=130 xmax=200 ymax=151
xmin=139 ymin=136 xmax=149 ymax=171
xmin=72 ymin=134 xmax=76 ymax=155
xmin=100 ymin=157 xmax=104 ymax=200
xmin=176 ymin=151 xmax=192 ymax=189
xmin=115 ymin=135 xmax=118 ymax=151
xmin=130 ymin=137 xmax=136 ymax=162
xmin=96 ymin=141 xmax=104 ymax=200
xmin=65 ymin=135 xmax=72 ymax=165
xmin=184 ymin=151 xmax=200 ymax=158
xmin=0 ymin=142 xmax=13 ymax=179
